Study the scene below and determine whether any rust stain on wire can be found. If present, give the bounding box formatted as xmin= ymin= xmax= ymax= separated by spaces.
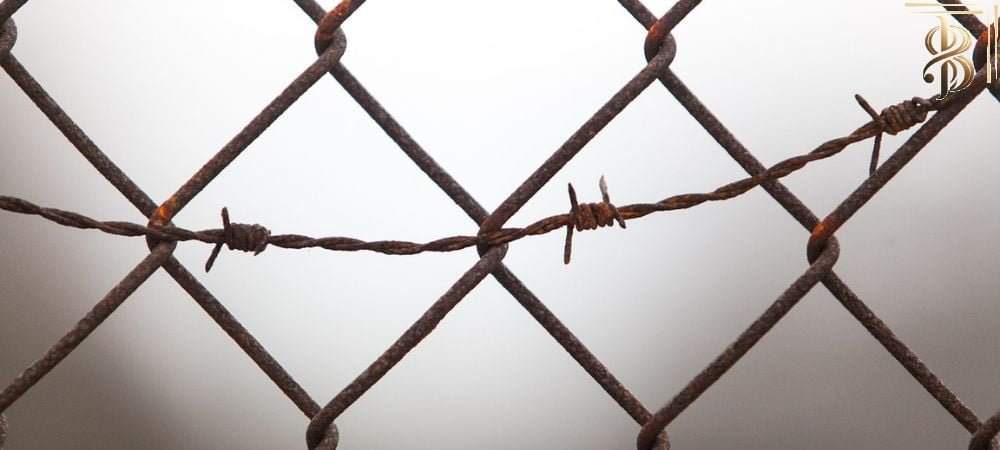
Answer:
xmin=0 ymin=0 xmax=996 ymax=448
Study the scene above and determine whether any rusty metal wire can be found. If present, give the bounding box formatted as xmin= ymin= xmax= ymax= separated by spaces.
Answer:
xmin=0 ymin=91 xmax=950 ymax=266
xmin=0 ymin=0 xmax=997 ymax=448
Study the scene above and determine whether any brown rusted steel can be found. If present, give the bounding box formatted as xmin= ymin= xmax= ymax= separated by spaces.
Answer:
xmin=0 ymin=113 xmax=911 ymax=260
xmin=0 ymin=0 xmax=995 ymax=448
xmin=970 ymin=410 xmax=1000 ymax=450
xmin=637 ymin=238 xmax=842 ymax=449
xmin=0 ymin=243 xmax=176 ymax=414
xmin=807 ymin=71 xmax=988 ymax=264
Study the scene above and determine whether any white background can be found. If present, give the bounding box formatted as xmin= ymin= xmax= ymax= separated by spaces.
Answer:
xmin=1 ymin=0 xmax=999 ymax=448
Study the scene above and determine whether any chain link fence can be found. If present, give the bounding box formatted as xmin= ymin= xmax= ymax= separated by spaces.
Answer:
xmin=1 ymin=0 xmax=999 ymax=448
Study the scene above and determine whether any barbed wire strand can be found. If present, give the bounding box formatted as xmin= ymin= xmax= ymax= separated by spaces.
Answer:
xmin=0 ymin=91 xmax=944 ymax=264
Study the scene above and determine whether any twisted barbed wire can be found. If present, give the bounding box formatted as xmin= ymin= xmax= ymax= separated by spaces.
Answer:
xmin=0 ymin=0 xmax=997 ymax=448
xmin=0 ymin=91 xmax=948 ymax=265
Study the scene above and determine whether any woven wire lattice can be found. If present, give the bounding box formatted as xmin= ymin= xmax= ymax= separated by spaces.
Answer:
xmin=1 ymin=0 xmax=999 ymax=448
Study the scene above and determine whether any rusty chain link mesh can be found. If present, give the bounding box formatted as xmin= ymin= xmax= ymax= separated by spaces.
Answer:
xmin=1 ymin=0 xmax=999 ymax=448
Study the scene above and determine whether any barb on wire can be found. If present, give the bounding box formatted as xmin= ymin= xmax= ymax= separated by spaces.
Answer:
xmin=808 ymin=70 xmax=990 ymax=264
xmin=204 ymin=208 xmax=271 ymax=272
xmin=855 ymin=95 xmax=932 ymax=175
xmin=564 ymin=176 xmax=626 ymax=264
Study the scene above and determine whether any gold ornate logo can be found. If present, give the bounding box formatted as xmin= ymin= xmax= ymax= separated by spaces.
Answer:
xmin=907 ymin=2 xmax=999 ymax=98
xmin=923 ymin=15 xmax=975 ymax=97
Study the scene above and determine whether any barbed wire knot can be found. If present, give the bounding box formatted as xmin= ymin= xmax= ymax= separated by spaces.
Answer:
xmin=564 ymin=176 xmax=626 ymax=264
xmin=874 ymin=97 xmax=931 ymax=135
xmin=204 ymin=207 xmax=271 ymax=272
xmin=855 ymin=94 xmax=932 ymax=175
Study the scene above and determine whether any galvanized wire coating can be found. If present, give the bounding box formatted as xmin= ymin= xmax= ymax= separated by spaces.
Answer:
xmin=0 ymin=0 xmax=997 ymax=448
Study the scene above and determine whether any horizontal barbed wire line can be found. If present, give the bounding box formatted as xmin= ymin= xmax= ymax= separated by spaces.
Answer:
xmin=0 ymin=0 xmax=997 ymax=449
xmin=0 ymin=89 xmax=953 ymax=263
